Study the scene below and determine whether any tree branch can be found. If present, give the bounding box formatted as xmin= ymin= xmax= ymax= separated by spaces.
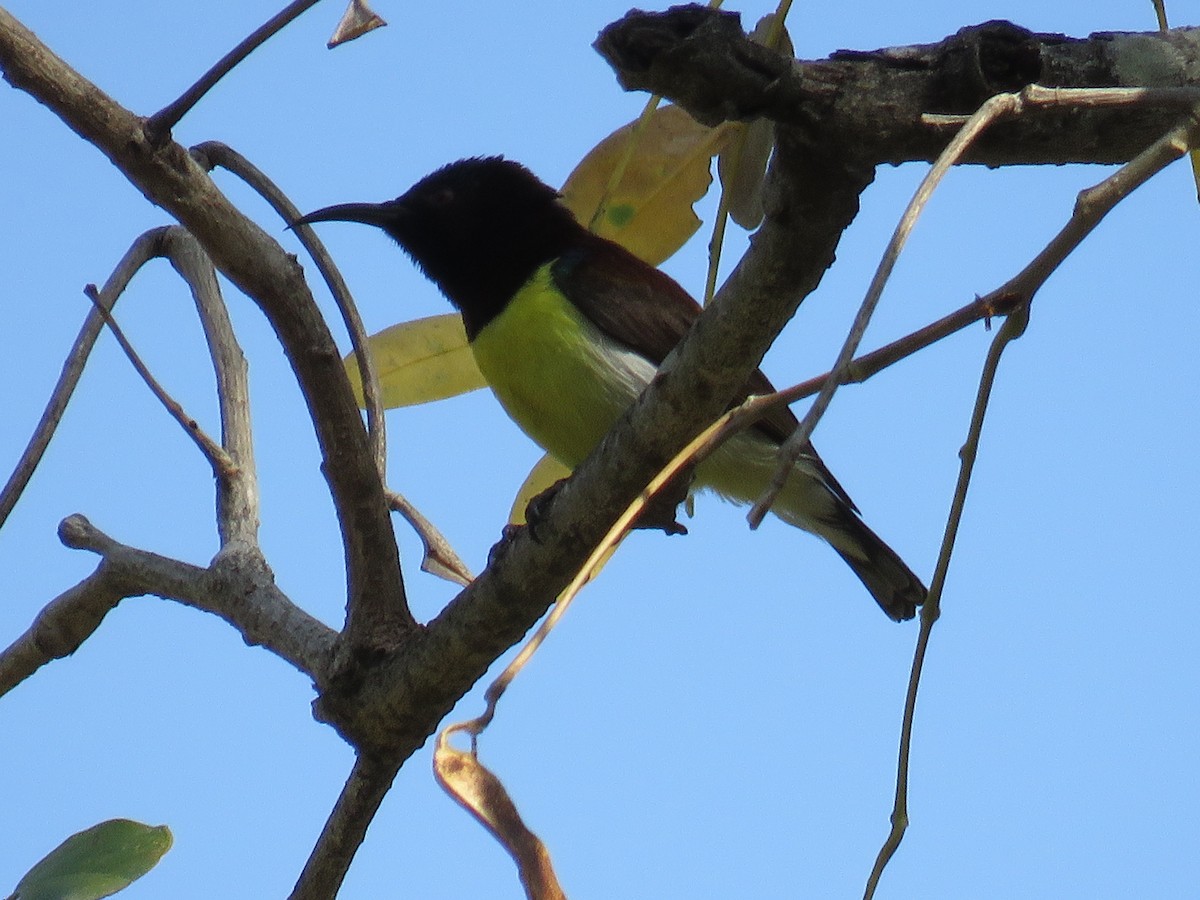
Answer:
xmin=0 ymin=512 xmax=337 ymax=696
xmin=145 ymin=0 xmax=324 ymax=141
xmin=0 ymin=9 xmax=414 ymax=657
xmin=190 ymin=141 xmax=389 ymax=487
xmin=0 ymin=228 xmax=167 ymax=529
xmin=289 ymin=754 xmax=401 ymax=900
xmin=81 ymin=283 xmax=237 ymax=479
xmin=191 ymin=140 xmax=472 ymax=590
xmin=158 ymin=227 xmax=261 ymax=548
xmin=596 ymin=8 xmax=1200 ymax=164
xmin=63 ymin=514 xmax=336 ymax=677
xmin=0 ymin=565 xmax=125 ymax=697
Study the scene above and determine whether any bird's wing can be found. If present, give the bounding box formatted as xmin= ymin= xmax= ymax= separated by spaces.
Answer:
xmin=551 ymin=238 xmax=700 ymax=371
xmin=552 ymin=237 xmax=858 ymax=511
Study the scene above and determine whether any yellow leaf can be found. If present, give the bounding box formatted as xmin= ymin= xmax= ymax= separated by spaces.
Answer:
xmin=561 ymin=105 xmax=733 ymax=266
xmin=508 ymin=454 xmax=572 ymax=525
xmin=343 ymin=313 xmax=487 ymax=408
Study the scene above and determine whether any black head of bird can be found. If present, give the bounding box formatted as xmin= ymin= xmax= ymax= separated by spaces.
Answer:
xmin=296 ymin=157 xmax=582 ymax=334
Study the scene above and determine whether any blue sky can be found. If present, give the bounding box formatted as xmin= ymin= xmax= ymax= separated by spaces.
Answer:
xmin=2 ymin=1 xmax=1197 ymax=898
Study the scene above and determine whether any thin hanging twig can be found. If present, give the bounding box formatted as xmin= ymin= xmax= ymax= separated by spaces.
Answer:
xmin=862 ymin=99 xmax=1200 ymax=898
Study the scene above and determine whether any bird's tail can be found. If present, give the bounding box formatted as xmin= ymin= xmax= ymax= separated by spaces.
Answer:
xmin=823 ymin=513 xmax=926 ymax=621
xmin=772 ymin=474 xmax=926 ymax=622
xmin=699 ymin=434 xmax=926 ymax=620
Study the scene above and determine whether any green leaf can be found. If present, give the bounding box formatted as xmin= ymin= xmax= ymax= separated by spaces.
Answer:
xmin=13 ymin=819 xmax=172 ymax=900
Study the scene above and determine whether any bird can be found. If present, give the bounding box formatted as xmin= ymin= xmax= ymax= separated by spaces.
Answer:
xmin=296 ymin=156 xmax=926 ymax=621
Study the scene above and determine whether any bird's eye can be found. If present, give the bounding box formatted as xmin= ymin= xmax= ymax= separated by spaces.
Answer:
xmin=430 ymin=187 xmax=455 ymax=206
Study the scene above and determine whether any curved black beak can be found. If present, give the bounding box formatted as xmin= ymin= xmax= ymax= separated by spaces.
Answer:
xmin=290 ymin=200 xmax=402 ymax=231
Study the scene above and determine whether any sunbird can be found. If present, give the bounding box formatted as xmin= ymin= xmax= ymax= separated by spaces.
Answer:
xmin=298 ymin=157 xmax=926 ymax=620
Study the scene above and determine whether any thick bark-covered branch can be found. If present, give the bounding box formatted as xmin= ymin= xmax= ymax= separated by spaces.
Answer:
xmin=289 ymin=755 xmax=401 ymax=900
xmin=597 ymin=8 xmax=1200 ymax=164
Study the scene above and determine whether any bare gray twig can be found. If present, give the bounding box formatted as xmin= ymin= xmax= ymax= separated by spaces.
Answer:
xmin=0 ymin=511 xmax=337 ymax=698
xmin=65 ymin=514 xmax=337 ymax=677
xmin=159 ymin=227 xmax=261 ymax=547
xmin=0 ymin=228 xmax=168 ymax=529
xmin=194 ymin=141 xmax=472 ymax=588
xmin=146 ymin=0 xmax=324 ymax=140
xmin=190 ymin=141 xmax=389 ymax=482
xmin=82 ymin=283 xmax=236 ymax=477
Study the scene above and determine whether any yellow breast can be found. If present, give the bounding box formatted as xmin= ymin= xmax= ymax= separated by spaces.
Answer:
xmin=469 ymin=263 xmax=655 ymax=468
